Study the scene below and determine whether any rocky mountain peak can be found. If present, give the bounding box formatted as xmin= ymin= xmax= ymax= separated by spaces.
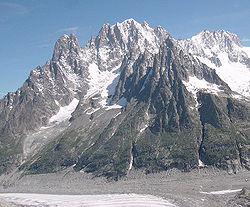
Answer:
xmin=178 ymin=29 xmax=250 ymax=97
xmin=52 ymin=33 xmax=81 ymax=61
xmin=119 ymin=18 xmax=137 ymax=26
xmin=90 ymin=19 xmax=170 ymax=72
xmin=194 ymin=29 xmax=242 ymax=51
xmin=141 ymin=20 xmax=150 ymax=28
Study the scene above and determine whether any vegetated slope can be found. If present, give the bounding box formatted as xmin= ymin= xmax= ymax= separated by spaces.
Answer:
xmin=0 ymin=19 xmax=249 ymax=179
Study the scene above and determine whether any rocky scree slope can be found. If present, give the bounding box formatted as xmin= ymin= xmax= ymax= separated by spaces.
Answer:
xmin=0 ymin=19 xmax=249 ymax=179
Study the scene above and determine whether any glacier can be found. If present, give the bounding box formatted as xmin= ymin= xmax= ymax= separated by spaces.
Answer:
xmin=0 ymin=193 xmax=176 ymax=207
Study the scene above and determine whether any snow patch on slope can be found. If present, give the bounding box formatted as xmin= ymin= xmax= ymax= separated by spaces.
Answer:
xmin=140 ymin=124 xmax=148 ymax=133
xmin=195 ymin=52 xmax=250 ymax=98
xmin=86 ymin=63 xmax=128 ymax=109
xmin=86 ymin=63 xmax=121 ymax=106
xmin=23 ymin=98 xmax=79 ymax=160
xmin=140 ymin=69 xmax=153 ymax=93
xmin=201 ymin=189 xmax=241 ymax=195
xmin=58 ymin=58 xmax=82 ymax=94
xmin=128 ymin=148 xmax=133 ymax=171
xmin=104 ymin=97 xmax=127 ymax=110
xmin=183 ymin=76 xmax=222 ymax=95
xmin=198 ymin=159 xmax=205 ymax=167
xmin=49 ymin=98 xmax=79 ymax=124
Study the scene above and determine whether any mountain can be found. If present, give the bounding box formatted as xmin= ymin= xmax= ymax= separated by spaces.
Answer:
xmin=178 ymin=30 xmax=250 ymax=97
xmin=0 ymin=19 xmax=249 ymax=179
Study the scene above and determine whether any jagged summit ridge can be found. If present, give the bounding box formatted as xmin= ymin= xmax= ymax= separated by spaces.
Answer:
xmin=0 ymin=19 xmax=171 ymax=157
xmin=90 ymin=19 xmax=169 ymax=71
xmin=0 ymin=19 xmax=249 ymax=178
xmin=193 ymin=30 xmax=242 ymax=49
xmin=0 ymin=19 xmax=249 ymax=138
xmin=52 ymin=33 xmax=81 ymax=61
xmin=178 ymin=29 xmax=250 ymax=97
xmin=178 ymin=29 xmax=248 ymax=66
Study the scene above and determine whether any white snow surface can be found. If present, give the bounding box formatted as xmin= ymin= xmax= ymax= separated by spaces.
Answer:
xmin=215 ymin=52 xmax=250 ymax=97
xmin=114 ymin=19 xmax=161 ymax=54
xmin=58 ymin=57 xmax=83 ymax=94
xmin=242 ymin=47 xmax=250 ymax=57
xmin=200 ymin=189 xmax=241 ymax=195
xmin=104 ymin=97 xmax=128 ymax=110
xmin=198 ymin=159 xmax=205 ymax=167
xmin=179 ymin=31 xmax=250 ymax=98
xmin=0 ymin=193 xmax=176 ymax=207
xmin=86 ymin=63 xmax=121 ymax=106
xmin=193 ymin=53 xmax=250 ymax=97
xmin=183 ymin=76 xmax=222 ymax=95
xmin=128 ymin=150 xmax=133 ymax=171
xmin=49 ymin=98 xmax=79 ymax=123
xmin=140 ymin=124 xmax=148 ymax=133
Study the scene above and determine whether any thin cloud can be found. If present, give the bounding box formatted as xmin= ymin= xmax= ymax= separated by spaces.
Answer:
xmin=0 ymin=2 xmax=28 ymax=14
xmin=242 ymin=38 xmax=250 ymax=42
xmin=56 ymin=27 xmax=79 ymax=33
xmin=0 ymin=2 xmax=28 ymax=22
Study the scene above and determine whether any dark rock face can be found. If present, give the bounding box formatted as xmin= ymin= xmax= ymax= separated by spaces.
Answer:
xmin=72 ymin=39 xmax=249 ymax=179
xmin=0 ymin=34 xmax=88 ymax=173
xmin=0 ymin=20 xmax=249 ymax=179
xmin=198 ymin=93 xmax=250 ymax=172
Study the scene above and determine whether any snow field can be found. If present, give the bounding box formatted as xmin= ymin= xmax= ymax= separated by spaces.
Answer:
xmin=183 ymin=76 xmax=222 ymax=95
xmin=49 ymin=98 xmax=79 ymax=123
xmin=0 ymin=193 xmax=176 ymax=207
xmin=214 ymin=52 xmax=250 ymax=97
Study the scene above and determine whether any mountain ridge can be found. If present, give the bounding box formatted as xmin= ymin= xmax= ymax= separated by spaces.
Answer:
xmin=0 ymin=19 xmax=249 ymax=179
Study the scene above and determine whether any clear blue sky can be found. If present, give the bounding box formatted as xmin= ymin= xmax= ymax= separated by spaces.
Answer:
xmin=0 ymin=0 xmax=250 ymax=97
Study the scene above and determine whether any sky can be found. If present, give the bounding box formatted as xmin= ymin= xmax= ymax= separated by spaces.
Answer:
xmin=0 ymin=0 xmax=250 ymax=98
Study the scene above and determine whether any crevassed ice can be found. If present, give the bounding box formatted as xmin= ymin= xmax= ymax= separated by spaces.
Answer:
xmin=86 ymin=63 xmax=120 ymax=100
xmin=0 ymin=193 xmax=176 ymax=207
xmin=49 ymin=98 xmax=79 ymax=123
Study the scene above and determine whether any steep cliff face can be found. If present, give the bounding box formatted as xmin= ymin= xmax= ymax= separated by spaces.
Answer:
xmin=0 ymin=19 xmax=249 ymax=178
xmin=197 ymin=93 xmax=250 ymax=172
